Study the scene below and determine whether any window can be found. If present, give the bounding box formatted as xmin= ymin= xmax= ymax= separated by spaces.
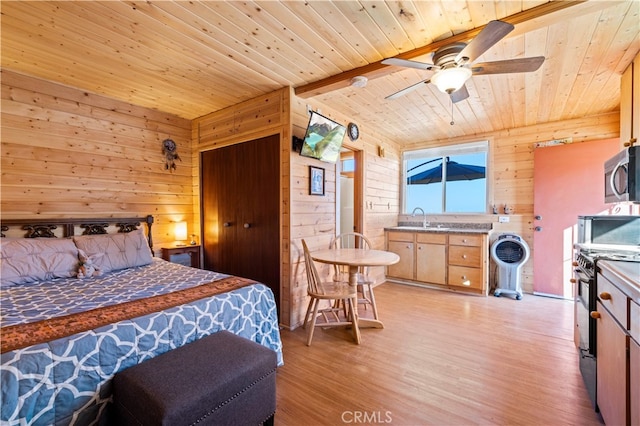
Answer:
xmin=341 ymin=157 xmax=355 ymax=173
xmin=403 ymin=141 xmax=488 ymax=214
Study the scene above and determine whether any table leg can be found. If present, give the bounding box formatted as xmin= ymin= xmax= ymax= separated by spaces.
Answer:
xmin=348 ymin=266 xmax=384 ymax=334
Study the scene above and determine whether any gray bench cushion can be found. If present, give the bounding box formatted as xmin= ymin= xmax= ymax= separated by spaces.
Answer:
xmin=113 ymin=331 xmax=277 ymax=425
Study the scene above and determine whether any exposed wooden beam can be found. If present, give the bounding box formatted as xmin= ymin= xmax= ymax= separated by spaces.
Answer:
xmin=294 ymin=0 xmax=589 ymax=98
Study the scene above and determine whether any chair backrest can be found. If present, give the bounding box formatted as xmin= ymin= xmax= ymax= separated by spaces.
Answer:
xmin=330 ymin=232 xmax=372 ymax=250
xmin=330 ymin=232 xmax=372 ymax=276
xmin=301 ymin=239 xmax=323 ymax=295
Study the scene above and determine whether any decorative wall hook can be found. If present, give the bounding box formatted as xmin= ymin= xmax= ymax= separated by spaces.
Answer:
xmin=162 ymin=139 xmax=181 ymax=171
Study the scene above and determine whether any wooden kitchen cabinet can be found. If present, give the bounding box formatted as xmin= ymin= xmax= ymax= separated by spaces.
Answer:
xmin=631 ymin=337 xmax=640 ymax=426
xmin=416 ymin=233 xmax=446 ymax=284
xmin=595 ymin=300 xmax=628 ymax=426
xmin=387 ymin=238 xmax=414 ymax=280
xmin=630 ymin=300 xmax=640 ymax=426
xmin=620 ymin=52 xmax=640 ymax=148
xmin=594 ymin=262 xmax=639 ymax=426
xmin=386 ymin=230 xmax=488 ymax=295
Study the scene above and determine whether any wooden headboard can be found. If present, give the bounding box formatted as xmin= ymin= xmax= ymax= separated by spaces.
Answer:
xmin=0 ymin=215 xmax=155 ymax=250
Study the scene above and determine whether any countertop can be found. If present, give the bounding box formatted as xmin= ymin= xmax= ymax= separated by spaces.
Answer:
xmin=598 ymin=260 xmax=640 ymax=304
xmin=385 ymin=226 xmax=492 ymax=235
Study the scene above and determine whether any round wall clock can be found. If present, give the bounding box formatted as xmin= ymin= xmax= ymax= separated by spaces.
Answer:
xmin=347 ymin=122 xmax=359 ymax=141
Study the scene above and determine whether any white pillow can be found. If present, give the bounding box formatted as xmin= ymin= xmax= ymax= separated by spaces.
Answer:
xmin=72 ymin=228 xmax=153 ymax=274
xmin=0 ymin=238 xmax=79 ymax=286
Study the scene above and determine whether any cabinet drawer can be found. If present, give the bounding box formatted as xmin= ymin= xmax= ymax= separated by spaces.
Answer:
xmin=387 ymin=231 xmax=414 ymax=242
xmin=449 ymin=234 xmax=482 ymax=247
xmin=631 ymin=301 xmax=640 ymax=343
xmin=448 ymin=245 xmax=481 ymax=268
xmin=597 ymin=275 xmax=629 ymax=328
xmin=448 ymin=265 xmax=483 ymax=291
xmin=416 ymin=233 xmax=447 ymax=244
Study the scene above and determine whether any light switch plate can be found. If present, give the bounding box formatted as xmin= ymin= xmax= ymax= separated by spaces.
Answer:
xmin=499 ymin=216 xmax=510 ymax=223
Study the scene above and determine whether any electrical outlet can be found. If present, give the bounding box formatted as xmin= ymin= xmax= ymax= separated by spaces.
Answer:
xmin=499 ymin=216 xmax=510 ymax=223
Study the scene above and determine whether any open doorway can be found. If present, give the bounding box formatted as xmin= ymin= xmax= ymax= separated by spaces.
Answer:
xmin=337 ymin=148 xmax=363 ymax=234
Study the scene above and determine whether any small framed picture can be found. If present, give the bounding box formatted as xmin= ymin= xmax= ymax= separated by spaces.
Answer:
xmin=309 ymin=166 xmax=325 ymax=196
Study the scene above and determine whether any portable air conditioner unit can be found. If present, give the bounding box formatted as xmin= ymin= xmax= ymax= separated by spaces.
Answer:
xmin=490 ymin=233 xmax=530 ymax=300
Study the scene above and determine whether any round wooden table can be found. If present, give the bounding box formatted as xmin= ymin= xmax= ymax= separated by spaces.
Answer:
xmin=311 ymin=248 xmax=399 ymax=343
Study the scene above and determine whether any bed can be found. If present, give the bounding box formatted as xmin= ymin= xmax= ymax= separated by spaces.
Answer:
xmin=0 ymin=216 xmax=283 ymax=425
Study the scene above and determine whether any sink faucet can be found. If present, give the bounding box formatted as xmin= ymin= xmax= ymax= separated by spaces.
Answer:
xmin=411 ymin=207 xmax=429 ymax=228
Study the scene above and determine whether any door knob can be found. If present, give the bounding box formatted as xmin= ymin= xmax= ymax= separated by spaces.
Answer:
xmin=534 ymin=226 xmax=542 ymax=232
xmin=535 ymin=215 xmax=542 ymax=220
xmin=223 ymin=222 xmax=231 ymax=227
xmin=244 ymin=223 xmax=251 ymax=229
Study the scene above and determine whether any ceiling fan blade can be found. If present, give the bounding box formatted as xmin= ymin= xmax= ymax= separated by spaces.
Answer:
xmin=450 ymin=85 xmax=469 ymax=103
xmin=382 ymin=57 xmax=437 ymax=71
xmin=471 ymin=56 xmax=545 ymax=75
xmin=385 ymin=79 xmax=430 ymax=100
xmin=455 ymin=20 xmax=514 ymax=64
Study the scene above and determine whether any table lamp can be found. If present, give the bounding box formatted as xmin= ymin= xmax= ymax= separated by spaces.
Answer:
xmin=174 ymin=221 xmax=188 ymax=246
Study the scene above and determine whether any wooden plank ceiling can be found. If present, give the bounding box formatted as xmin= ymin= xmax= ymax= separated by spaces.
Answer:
xmin=2 ymin=1 xmax=638 ymax=144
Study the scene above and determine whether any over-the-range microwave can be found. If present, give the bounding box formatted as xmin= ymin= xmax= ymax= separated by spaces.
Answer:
xmin=604 ymin=145 xmax=639 ymax=203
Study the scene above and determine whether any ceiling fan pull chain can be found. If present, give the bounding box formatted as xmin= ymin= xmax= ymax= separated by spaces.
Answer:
xmin=450 ymin=99 xmax=455 ymax=126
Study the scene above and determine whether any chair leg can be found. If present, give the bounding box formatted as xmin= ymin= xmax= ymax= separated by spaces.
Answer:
xmin=303 ymin=298 xmax=314 ymax=330
xmin=335 ymin=298 xmax=348 ymax=318
xmin=306 ymin=298 xmax=320 ymax=346
xmin=358 ymin=284 xmax=369 ymax=311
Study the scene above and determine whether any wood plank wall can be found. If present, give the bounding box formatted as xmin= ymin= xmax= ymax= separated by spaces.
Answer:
xmin=288 ymin=96 xmax=401 ymax=328
xmin=401 ymin=112 xmax=621 ymax=293
xmin=1 ymin=69 xmax=624 ymax=324
xmin=192 ymin=88 xmax=400 ymax=328
xmin=0 ymin=70 xmax=193 ymax=252
xmin=191 ymin=88 xmax=294 ymax=327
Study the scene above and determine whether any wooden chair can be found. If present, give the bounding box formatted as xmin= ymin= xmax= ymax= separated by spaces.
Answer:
xmin=301 ymin=239 xmax=358 ymax=346
xmin=330 ymin=232 xmax=379 ymax=320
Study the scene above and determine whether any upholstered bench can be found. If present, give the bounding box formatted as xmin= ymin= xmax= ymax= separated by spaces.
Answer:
xmin=112 ymin=330 xmax=277 ymax=426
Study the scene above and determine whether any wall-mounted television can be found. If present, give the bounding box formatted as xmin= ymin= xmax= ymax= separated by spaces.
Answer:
xmin=299 ymin=111 xmax=346 ymax=163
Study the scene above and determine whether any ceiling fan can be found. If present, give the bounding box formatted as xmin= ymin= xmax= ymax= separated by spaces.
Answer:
xmin=382 ymin=20 xmax=545 ymax=103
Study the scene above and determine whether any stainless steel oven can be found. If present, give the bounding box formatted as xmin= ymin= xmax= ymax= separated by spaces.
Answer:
xmin=573 ymin=252 xmax=598 ymax=408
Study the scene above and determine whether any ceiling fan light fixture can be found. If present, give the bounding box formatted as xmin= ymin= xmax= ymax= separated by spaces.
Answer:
xmin=431 ymin=67 xmax=472 ymax=94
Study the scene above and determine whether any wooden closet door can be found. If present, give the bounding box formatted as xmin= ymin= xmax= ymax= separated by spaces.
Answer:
xmin=201 ymin=144 xmax=240 ymax=275
xmin=201 ymin=135 xmax=280 ymax=311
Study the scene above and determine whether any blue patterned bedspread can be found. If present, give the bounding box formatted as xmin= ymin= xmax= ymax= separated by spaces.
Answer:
xmin=0 ymin=259 xmax=283 ymax=425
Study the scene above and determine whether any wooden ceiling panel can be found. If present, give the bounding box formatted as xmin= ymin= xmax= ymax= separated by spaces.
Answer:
xmin=264 ymin=2 xmax=371 ymax=69
xmin=1 ymin=0 xmax=637 ymax=144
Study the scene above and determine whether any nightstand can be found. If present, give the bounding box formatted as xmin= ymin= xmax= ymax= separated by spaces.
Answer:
xmin=161 ymin=245 xmax=201 ymax=269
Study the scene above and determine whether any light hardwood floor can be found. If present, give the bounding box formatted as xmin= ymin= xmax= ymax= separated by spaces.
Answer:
xmin=275 ymin=283 xmax=604 ymax=425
